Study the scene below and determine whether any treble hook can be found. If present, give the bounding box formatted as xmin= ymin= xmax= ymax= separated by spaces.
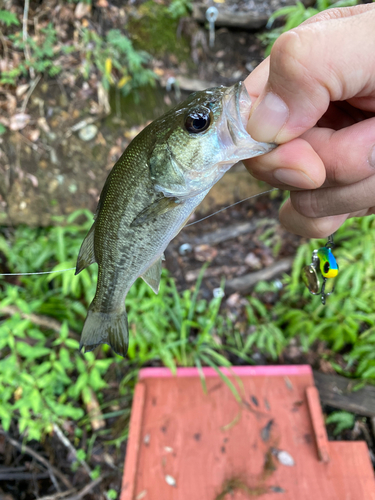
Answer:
xmin=320 ymin=277 xmax=335 ymax=305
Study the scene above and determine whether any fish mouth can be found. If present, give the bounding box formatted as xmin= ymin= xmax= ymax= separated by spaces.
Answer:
xmin=217 ymin=81 xmax=277 ymax=165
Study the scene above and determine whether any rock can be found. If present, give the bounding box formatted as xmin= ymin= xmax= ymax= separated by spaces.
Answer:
xmin=78 ymin=124 xmax=98 ymax=141
xmin=193 ymin=0 xmax=315 ymax=29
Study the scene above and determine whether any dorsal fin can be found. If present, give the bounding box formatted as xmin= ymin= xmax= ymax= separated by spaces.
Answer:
xmin=75 ymin=223 xmax=96 ymax=275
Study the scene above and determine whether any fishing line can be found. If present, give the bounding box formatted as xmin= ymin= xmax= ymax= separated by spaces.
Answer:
xmin=0 ymin=268 xmax=76 ymax=276
xmin=0 ymin=188 xmax=279 ymax=277
xmin=185 ymin=188 xmax=278 ymax=227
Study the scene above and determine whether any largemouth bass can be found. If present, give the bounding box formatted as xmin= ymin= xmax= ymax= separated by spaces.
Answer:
xmin=76 ymin=82 xmax=275 ymax=356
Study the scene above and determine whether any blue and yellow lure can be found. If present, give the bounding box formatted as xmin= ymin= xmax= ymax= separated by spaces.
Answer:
xmin=302 ymin=235 xmax=338 ymax=305
xmin=317 ymin=246 xmax=339 ymax=279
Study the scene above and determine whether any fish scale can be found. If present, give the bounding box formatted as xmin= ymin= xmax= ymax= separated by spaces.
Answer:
xmin=75 ymin=82 xmax=276 ymax=357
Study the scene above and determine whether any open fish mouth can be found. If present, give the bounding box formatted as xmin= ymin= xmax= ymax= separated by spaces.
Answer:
xmin=218 ymin=81 xmax=276 ymax=164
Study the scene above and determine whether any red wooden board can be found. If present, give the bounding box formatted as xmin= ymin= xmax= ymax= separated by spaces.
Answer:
xmin=121 ymin=366 xmax=375 ymax=500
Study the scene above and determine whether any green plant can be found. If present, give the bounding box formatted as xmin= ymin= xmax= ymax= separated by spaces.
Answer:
xmin=126 ymin=266 xmax=232 ymax=373
xmin=243 ymin=295 xmax=286 ymax=360
xmin=259 ymin=0 xmax=363 ymax=55
xmin=168 ymin=0 xmax=192 ymax=19
xmin=3 ymin=207 xmax=375 ymax=443
xmin=0 ymin=10 xmax=20 ymax=27
xmin=0 ymin=23 xmax=62 ymax=86
xmin=0 ymin=211 xmax=235 ymax=441
xmin=326 ymin=411 xmax=355 ymax=435
xmin=106 ymin=489 xmax=118 ymax=500
xmin=277 ymin=216 xmax=375 ymax=354
xmin=127 ymin=0 xmax=191 ymax=61
xmin=80 ymin=28 xmax=157 ymax=94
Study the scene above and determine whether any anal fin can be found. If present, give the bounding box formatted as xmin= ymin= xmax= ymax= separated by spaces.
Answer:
xmin=141 ymin=257 xmax=163 ymax=294
xmin=75 ymin=222 xmax=96 ymax=275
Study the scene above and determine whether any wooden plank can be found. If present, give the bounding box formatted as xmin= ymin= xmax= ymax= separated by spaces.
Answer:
xmin=313 ymin=371 xmax=375 ymax=417
xmin=306 ymin=386 xmax=330 ymax=463
xmin=122 ymin=367 xmax=375 ymax=500
xmin=121 ymin=382 xmax=146 ymax=500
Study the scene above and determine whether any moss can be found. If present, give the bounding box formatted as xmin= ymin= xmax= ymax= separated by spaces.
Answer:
xmin=127 ymin=1 xmax=190 ymax=61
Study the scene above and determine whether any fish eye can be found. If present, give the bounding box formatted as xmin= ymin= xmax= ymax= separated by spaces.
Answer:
xmin=184 ymin=107 xmax=211 ymax=134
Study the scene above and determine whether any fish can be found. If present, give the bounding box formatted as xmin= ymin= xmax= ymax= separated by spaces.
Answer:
xmin=75 ymin=81 xmax=276 ymax=357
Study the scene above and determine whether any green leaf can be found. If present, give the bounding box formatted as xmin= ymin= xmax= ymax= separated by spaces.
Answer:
xmin=326 ymin=411 xmax=355 ymax=435
xmin=0 ymin=10 xmax=20 ymax=26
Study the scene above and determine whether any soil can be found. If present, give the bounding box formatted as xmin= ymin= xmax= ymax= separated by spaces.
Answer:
xmin=0 ymin=6 xmax=269 ymax=226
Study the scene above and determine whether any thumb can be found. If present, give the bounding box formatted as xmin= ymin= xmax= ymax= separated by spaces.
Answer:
xmin=246 ymin=4 xmax=375 ymax=144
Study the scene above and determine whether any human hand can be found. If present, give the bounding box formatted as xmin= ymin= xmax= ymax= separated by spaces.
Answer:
xmin=243 ymin=4 xmax=375 ymax=238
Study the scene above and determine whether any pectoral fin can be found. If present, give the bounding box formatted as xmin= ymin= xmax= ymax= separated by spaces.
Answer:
xmin=141 ymin=257 xmax=163 ymax=294
xmin=75 ymin=222 xmax=96 ymax=275
xmin=131 ymin=196 xmax=180 ymax=227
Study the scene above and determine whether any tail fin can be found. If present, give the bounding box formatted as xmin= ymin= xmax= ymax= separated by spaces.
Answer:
xmin=80 ymin=308 xmax=129 ymax=357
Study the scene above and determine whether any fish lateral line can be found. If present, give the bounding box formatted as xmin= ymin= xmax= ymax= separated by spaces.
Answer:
xmin=0 ymin=188 xmax=279 ymax=277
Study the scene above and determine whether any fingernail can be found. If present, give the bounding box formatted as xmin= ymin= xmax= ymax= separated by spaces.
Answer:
xmin=247 ymin=92 xmax=289 ymax=143
xmin=369 ymin=144 xmax=375 ymax=168
xmin=273 ymin=168 xmax=318 ymax=189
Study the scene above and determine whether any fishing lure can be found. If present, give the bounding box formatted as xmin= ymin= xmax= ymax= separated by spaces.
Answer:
xmin=301 ymin=235 xmax=338 ymax=305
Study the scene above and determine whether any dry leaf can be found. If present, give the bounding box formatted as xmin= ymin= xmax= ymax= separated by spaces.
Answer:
xmin=16 ymin=84 xmax=30 ymax=98
xmin=244 ymin=252 xmax=262 ymax=269
xmin=194 ymin=244 xmax=218 ymax=262
xmin=5 ymin=93 xmax=17 ymax=115
xmin=85 ymin=389 xmax=105 ymax=430
xmin=0 ymin=117 xmax=10 ymax=127
xmin=153 ymin=67 xmax=165 ymax=76
xmin=75 ymin=2 xmax=91 ymax=19
xmin=25 ymin=128 xmax=40 ymax=142
xmin=26 ymin=173 xmax=39 ymax=187
xmin=9 ymin=113 xmax=31 ymax=131
xmin=37 ymin=117 xmax=51 ymax=134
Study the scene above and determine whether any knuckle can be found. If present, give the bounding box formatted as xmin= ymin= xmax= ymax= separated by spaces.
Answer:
xmin=290 ymin=191 xmax=324 ymax=218
xmin=270 ymin=31 xmax=310 ymax=86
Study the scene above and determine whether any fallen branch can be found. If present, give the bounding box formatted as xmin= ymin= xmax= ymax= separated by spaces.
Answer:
xmin=21 ymin=74 xmax=41 ymax=113
xmin=37 ymin=489 xmax=77 ymax=500
xmin=225 ymin=258 xmax=293 ymax=294
xmin=53 ymin=423 xmax=92 ymax=477
xmin=64 ymin=476 xmax=103 ymax=500
xmin=0 ymin=430 xmax=73 ymax=490
xmin=0 ymin=305 xmax=79 ymax=339
xmin=191 ymin=221 xmax=256 ymax=246
xmin=22 ymin=0 xmax=35 ymax=79
xmin=186 ymin=265 xmax=247 ymax=283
